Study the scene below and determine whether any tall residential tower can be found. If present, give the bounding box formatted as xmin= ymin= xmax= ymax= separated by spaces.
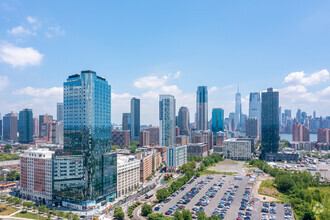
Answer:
xmin=159 ymin=95 xmax=176 ymax=146
xmin=196 ymin=86 xmax=208 ymax=130
xmin=130 ymin=98 xmax=140 ymax=142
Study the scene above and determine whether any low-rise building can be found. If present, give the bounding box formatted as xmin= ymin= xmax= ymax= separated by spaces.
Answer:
xmin=117 ymin=156 xmax=140 ymax=197
xmin=166 ymin=145 xmax=187 ymax=172
xmin=0 ymin=160 xmax=20 ymax=171
xmin=20 ymin=149 xmax=54 ymax=204
xmin=147 ymin=146 xmax=166 ymax=162
xmin=223 ymin=139 xmax=251 ymax=161
xmin=187 ymin=143 xmax=208 ymax=158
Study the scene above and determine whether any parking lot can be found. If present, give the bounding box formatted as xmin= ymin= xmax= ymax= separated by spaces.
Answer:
xmin=155 ymin=161 xmax=295 ymax=220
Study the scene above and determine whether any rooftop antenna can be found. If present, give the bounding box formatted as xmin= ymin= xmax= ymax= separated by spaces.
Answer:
xmin=237 ymin=84 xmax=239 ymax=93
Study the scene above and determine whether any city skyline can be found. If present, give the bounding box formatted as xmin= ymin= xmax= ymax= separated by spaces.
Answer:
xmin=0 ymin=1 xmax=330 ymax=125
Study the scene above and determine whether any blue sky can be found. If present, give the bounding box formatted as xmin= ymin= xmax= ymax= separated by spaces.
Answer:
xmin=0 ymin=0 xmax=329 ymax=125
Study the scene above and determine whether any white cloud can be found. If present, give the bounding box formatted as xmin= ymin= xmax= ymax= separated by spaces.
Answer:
xmin=7 ymin=26 xmax=35 ymax=36
xmin=174 ymin=71 xmax=181 ymax=79
xmin=134 ymin=75 xmax=169 ymax=89
xmin=209 ymin=86 xmax=218 ymax=94
xmin=45 ymin=25 xmax=65 ymax=38
xmin=14 ymin=86 xmax=63 ymax=98
xmin=0 ymin=76 xmax=9 ymax=91
xmin=27 ymin=16 xmax=37 ymax=24
xmin=0 ymin=42 xmax=44 ymax=67
xmin=283 ymin=69 xmax=330 ymax=86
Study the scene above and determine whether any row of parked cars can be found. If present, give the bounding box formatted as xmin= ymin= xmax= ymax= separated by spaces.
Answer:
xmin=212 ymin=182 xmax=238 ymax=219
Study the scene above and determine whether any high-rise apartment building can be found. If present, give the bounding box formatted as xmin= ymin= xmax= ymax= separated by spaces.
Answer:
xmin=59 ymin=70 xmax=116 ymax=205
xmin=20 ymin=149 xmax=54 ymax=204
xmin=130 ymin=98 xmax=140 ymax=142
xmin=140 ymin=130 xmax=150 ymax=147
xmin=234 ymin=87 xmax=242 ymax=131
xmin=292 ymin=123 xmax=309 ymax=142
xmin=39 ymin=114 xmax=53 ymax=137
xmin=18 ymin=108 xmax=33 ymax=144
xmin=146 ymin=127 xmax=159 ymax=146
xmin=261 ymin=88 xmax=279 ymax=160
xmin=178 ymin=106 xmax=190 ymax=135
xmin=3 ymin=112 xmax=18 ymax=142
xmin=159 ymin=95 xmax=176 ymax=146
xmin=57 ymin=103 xmax=64 ymax=122
xmin=317 ymin=128 xmax=330 ymax=144
xmin=166 ymin=145 xmax=187 ymax=172
xmin=122 ymin=113 xmax=131 ymax=131
xmin=0 ymin=115 xmax=2 ymax=141
xmin=196 ymin=86 xmax=208 ymax=130
xmin=246 ymin=117 xmax=259 ymax=139
xmin=211 ymin=108 xmax=224 ymax=134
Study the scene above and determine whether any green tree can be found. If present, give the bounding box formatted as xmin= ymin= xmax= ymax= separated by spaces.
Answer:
xmin=114 ymin=207 xmax=124 ymax=219
xmin=275 ymin=174 xmax=295 ymax=193
xmin=6 ymin=170 xmax=20 ymax=181
xmin=156 ymin=188 xmax=169 ymax=202
xmin=58 ymin=211 xmax=64 ymax=219
xmin=302 ymin=209 xmax=316 ymax=220
xmin=182 ymin=208 xmax=192 ymax=220
xmin=141 ymin=204 xmax=152 ymax=217
xmin=197 ymin=211 xmax=207 ymax=220
xmin=174 ymin=210 xmax=184 ymax=220
xmin=4 ymin=144 xmax=12 ymax=153
xmin=72 ymin=214 xmax=79 ymax=220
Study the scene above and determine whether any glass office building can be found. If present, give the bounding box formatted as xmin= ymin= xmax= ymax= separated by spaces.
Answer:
xmin=18 ymin=108 xmax=33 ymax=143
xmin=130 ymin=98 xmax=140 ymax=142
xmin=211 ymin=108 xmax=224 ymax=134
xmin=261 ymin=88 xmax=279 ymax=159
xmin=56 ymin=70 xmax=116 ymax=206
xmin=196 ymin=86 xmax=208 ymax=130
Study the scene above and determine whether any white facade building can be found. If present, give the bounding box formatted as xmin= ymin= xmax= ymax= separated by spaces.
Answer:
xmin=20 ymin=149 xmax=54 ymax=204
xmin=223 ymin=139 xmax=251 ymax=161
xmin=117 ymin=156 xmax=140 ymax=197
xmin=166 ymin=145 xmax=187 ymax=172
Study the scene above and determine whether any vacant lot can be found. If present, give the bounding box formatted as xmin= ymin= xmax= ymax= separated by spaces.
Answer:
xmin=14 ymin=211 xmax=48 ymax=220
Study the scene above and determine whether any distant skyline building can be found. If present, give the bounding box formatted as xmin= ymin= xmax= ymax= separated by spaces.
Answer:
xmin=234 ymin=86 xmax=242 ymax=131
xmin=130 ymin=98 xmax=140 ymax=142
xmin=39 ymin=114 xmax=53 ymax=137
xmin=122 ymin=113 xmax=131 ymax=131
xmin=57 ymin=102 xmax=64 ymax=121
xmin=178 ymin=106 xmax=190 ymax=135
xmin=59 ymin=70 xmax=116 ymax=205
xmin=18 ymin=108 xmax=33 ymax=144
xmin=3 ymin=112 xmax=18 ymax=142
xmin=261 ymin=88 xmax=279 ymax=160
xmin=33 ymin=116 xmax=39 ymax=137
xmin=196 ymin=86 xmax=208 ymax=130
xmin=211 ymin=108 xmax=224 ymax=134
xmin=159 ymin=94 xmax=176 ymax=147
xmin=249 ymin=92 xmax=261 ymax=134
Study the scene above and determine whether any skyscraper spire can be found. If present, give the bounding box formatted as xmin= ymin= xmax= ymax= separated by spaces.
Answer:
xmin=238 ymin=84 xmax=240 ymax=93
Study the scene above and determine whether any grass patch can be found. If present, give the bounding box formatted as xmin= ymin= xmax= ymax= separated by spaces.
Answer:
xmin=14 ymin=211 xmax=48 ymax=220
xmin=258 ymin=179 xmax=290 ymax=203
xmin=308 ymin=186 xmax=330 ymax=219
xmin=0 ymin=204 xmax=19 ymax=215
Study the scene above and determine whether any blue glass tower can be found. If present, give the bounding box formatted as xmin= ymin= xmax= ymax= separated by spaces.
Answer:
xmin=60 ymin=70 xmax=116 ymax=204
xmin=211 ymin=108 xmax=224 ymax=134
xmin=18 ymin=108 xmax=33 ymax=144
xmin=196 ymin=86 xmax=208 ymax=130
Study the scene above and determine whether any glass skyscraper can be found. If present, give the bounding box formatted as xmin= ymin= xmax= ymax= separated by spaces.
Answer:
xmin=58 ymin=70 xmax=116 ymax=205
xmin=178 ymin=106 xmax=190 ymax=135
xmin=211 ymin=108 xmax=224 ymax=134
xmin=196 ymin=86 xmax=208 ymax=131
xmin=122 ymin=113 xmax=131 ymax=131
xmin=159 ymin=94 xmax=176 ymax=146
xmin=18 ymin=108 xmax=33 ymax=144
xmin=57 ymin=102 xmax=64 ymax=121
xmin=235 ymin=86 xmax=242 ymax=131
xmin=130 ymin=98 xmax=140 ymax=142
xmin=261 ymin=88 xmax=279 ymax=159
